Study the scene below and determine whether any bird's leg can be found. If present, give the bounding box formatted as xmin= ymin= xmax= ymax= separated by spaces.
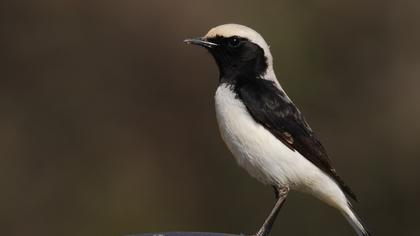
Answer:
xmin=255 ymin=186 xmax=290 ymax=236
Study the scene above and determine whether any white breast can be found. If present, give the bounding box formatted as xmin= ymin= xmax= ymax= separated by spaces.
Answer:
xmin=214 ymin=84 xmax=348 ymax=208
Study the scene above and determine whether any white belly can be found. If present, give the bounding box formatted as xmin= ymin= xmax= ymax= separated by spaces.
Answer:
xmin=214 ymin=84 xmax=348 ymax=208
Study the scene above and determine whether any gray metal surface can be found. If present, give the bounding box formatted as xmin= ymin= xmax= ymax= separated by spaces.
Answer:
xmin=128 ymin=232 xmax=246 ymax=236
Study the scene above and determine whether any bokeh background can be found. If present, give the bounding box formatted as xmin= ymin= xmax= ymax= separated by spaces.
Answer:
xmin=1 ymin=1 xmax=420 ymax=236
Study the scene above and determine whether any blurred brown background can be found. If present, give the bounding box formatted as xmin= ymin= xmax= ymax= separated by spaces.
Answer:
xmin=1 ymin=1 xmax=420 ymax=236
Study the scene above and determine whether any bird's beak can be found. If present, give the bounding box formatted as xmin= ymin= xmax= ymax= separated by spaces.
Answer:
xmin=184 ymin=37 xmax=218 ymax=49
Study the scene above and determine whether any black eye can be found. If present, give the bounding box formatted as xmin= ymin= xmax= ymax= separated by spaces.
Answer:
xmin=228 ymin=37 xmax=241 ymax=48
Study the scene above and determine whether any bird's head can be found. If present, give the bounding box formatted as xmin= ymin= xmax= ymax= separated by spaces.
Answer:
xmin=185 ymin=24 xmax=274 ymax=80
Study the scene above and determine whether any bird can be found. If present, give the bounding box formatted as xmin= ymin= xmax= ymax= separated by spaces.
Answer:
xmin=184 ymin=24 xmax=370 ymax=236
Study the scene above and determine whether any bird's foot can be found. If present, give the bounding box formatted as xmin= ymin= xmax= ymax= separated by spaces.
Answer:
xmin=254 ymin=226 xmax=269 ymax=236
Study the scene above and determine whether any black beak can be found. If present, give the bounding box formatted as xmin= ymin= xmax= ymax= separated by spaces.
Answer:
xmin=184 ymin=37 xmax=218 ymax=49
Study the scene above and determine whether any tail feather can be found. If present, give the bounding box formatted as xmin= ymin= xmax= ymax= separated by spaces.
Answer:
xmin=343 ymin=205 xmax=371 ymax=236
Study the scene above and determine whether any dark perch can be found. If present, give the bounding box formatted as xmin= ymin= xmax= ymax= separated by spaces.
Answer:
xmin=128 ymin=233 xmax=245 ymax=236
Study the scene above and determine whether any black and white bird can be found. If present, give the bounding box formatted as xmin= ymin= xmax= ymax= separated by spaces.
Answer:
xmin=184 ymin=24 xmax=370 ymax=236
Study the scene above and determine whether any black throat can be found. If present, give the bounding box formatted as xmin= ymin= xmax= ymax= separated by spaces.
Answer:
xmin=207 ymin=37 xmax=268 ymax=88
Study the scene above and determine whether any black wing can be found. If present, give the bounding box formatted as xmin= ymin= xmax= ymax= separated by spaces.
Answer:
xmin=237 ymin=79 xmax=357 ymax=201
